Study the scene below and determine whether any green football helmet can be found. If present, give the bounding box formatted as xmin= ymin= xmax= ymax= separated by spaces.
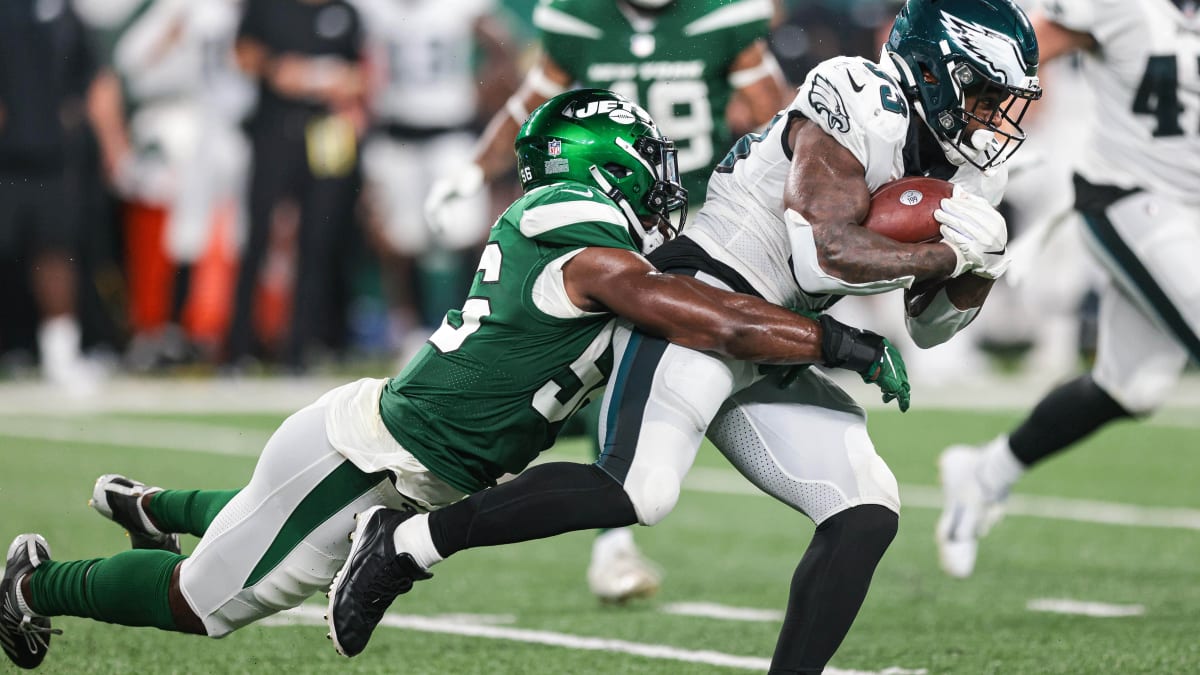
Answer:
xmin=516 ymin=88 xmax=687 ymax=253
xmin=885 ymin=0 xmax=1041 ymax=170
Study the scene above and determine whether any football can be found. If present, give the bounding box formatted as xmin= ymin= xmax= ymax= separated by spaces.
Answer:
xmin=862 ymin=176 xmax=954 ymax=243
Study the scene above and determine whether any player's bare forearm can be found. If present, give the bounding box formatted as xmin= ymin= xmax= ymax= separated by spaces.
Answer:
xmin=565 ymin=248 xmax=823 ymax=365
xmin=787 ymin=120 xmax=957 ymax=285
xmin=811 ymin=219 xmax=958 ymax=285
xmin=623 ymin=273 xmax=825 ymax=365
xmin=472 ymin=112 xmax=525 ymax=181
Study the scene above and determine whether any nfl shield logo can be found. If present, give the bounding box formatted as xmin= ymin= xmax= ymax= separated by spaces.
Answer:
xmin=548 ymin=139 xmax=562 ymax=157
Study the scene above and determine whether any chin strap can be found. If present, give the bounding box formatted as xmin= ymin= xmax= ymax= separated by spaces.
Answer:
xmin=587 ymin=165 xmax=665 ymax=254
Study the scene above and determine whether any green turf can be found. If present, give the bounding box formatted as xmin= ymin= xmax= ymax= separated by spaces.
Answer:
xmin=1 ymin=407 xmax=1197 ymax=673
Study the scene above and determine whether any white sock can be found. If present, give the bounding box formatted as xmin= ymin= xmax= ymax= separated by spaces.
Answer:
xmin=38 ymin=315 xmax=81 ymax=379
xmin=591 ymin=527 xmax=635 ymax=564
xmin=977 ymin=435 xmax=1024 ymax=500
xmin=392 ymin=513 xmax=443 ymax=570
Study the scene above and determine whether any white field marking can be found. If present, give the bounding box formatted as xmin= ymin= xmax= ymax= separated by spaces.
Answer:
xmin=661 ymin=602 xmax=783 ymax=622
xmin=267 ymin=605 xmax=926 ymax=675
xmin=1026 ymin=598 xmax=1146 ymax=618
xmin=0 ymin=415 xmax=269 ymax=456
xmin=3 ymin=418 xmax=1200 ymax=533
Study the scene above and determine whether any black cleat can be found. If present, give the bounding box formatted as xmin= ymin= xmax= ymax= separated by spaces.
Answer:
xmin=326 ymin=505 xmax=431 ymax=657
xmin=89 ymin=474 xmax=181 ymax=554
xmin=1 ymin=534 xmax=61 ymax=669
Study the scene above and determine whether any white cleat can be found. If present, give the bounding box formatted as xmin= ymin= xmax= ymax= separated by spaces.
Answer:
xmin=587 ymin=531 xmax=663 ymax=604
xmin=935 ymin=445 xmax=1007 ymax=579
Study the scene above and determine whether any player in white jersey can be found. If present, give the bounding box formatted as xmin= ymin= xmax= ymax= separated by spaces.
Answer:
xmin=78 ymin=0 xmax=253 ymax=369
xmin=936 ymin=0 xmax=1200 ymax=579
xmin=354 ymin=0 xmax=517 ymax=360
xmin=323 ymin=1 xmax=1042 ymax=670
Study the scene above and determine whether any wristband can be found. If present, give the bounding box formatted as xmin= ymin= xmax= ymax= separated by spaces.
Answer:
xmin=818 ymin=315 xmax=884 ymax=375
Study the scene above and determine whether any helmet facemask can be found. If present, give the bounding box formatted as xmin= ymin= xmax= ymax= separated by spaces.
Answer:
xmin=935 ymin=61 xmax=1040 ymax=171
xmin=886 ymin=0 xmax=1042 ymax=172
xmin=589 ymin=134 xmax=688 ymax=254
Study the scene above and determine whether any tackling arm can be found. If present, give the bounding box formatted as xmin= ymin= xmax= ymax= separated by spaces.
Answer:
xmin=784 ymin=119 xmax=959 ymax=292
xmin=562 ymin=246 xmax=817 ymax=365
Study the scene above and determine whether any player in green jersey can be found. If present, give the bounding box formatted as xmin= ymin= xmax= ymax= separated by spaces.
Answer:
xmin=0 ymin=89 xmax=908 ymax=670
xmin=424 ymin=0 xmax=793 ymax=600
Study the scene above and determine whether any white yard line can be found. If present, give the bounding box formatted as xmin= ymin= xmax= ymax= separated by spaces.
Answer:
xmin=1026 ymin=598 xmax=1145 ymax=618
xmin=661 ymin=602 xmax=783 ymax=622
xmin=264 ymin=605 xmax=925 ymax=675
xmin=3 ymin=419 xmax=1200 ymax=532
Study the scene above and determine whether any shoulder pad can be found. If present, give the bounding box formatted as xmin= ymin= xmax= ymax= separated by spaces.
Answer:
xmin=793 ymin=57 xmax=910 ymax=187
xmin=516 ymin=185 xmax=637 ymax=250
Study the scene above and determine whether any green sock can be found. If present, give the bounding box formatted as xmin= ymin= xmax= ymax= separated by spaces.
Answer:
xmin=28 ymin=550 xmax=185 ymax=631
xmin=148 ymin=489 xmax=239 ymax=537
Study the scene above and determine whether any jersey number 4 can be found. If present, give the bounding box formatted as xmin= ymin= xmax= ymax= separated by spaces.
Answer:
xmin=429 ymin=243 xmax=611 ymax=423
xmin=1132 ymin=54 xmax=1199 ymax=137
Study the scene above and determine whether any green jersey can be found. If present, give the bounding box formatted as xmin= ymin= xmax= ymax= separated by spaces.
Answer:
xmin=379 ymin=183 xmax=637 ymax=494
xmin=534 ymin=0 xmax=771 ymax=201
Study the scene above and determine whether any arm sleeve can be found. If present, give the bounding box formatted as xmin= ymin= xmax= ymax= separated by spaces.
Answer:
xmin=904 ymin=286 xmax=980 ymax=348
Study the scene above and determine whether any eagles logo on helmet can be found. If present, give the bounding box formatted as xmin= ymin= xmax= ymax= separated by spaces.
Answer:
xmin=885 ymin=0 xmax=1042 ymax=170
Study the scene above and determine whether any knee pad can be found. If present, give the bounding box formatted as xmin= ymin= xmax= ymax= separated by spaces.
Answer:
xmin=623 ymin=465 xmax=682 ymax=526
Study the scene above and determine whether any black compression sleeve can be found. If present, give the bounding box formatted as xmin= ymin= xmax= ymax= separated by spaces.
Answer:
xmin=1008 ymin=374 xmax=1133 ymax=467
xmin=428 ymin=462 xmax=639 ymax=558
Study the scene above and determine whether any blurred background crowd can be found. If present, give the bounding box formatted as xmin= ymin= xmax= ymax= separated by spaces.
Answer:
xmin=0 ymin=0 xmax=1100 ymax=390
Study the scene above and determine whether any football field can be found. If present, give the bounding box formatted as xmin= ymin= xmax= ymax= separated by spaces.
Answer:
xmin=1 ymin=377 xmax=1198 ymax=674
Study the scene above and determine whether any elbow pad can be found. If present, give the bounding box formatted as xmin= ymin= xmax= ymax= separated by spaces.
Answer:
xmin=786 ymin=209 xmax=915 ymax=295
xmin=905 ymin=286 xmax=980 ymax=348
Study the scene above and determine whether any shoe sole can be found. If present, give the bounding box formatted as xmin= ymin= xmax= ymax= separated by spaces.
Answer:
xmin=6 ymin=534 xmax=50 ymax=568
xmin=89 ymin=475 xmax=181 ymax=554
xmin=326 ymin=504 xmax=388 ymax=657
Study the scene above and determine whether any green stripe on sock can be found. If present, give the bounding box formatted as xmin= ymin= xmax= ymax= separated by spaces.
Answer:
xmin=244 ymin=462 xmax=387 ymax=588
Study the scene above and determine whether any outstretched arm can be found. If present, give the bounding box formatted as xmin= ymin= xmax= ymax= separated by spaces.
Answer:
xmin=563 ymin=246 xmax=821 ymax=366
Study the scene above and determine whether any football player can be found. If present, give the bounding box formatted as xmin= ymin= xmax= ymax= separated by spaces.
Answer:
xmin=0 ymin=89 xmax=908 ymax=670
xmin=354 ymin=0 xmax=518 ymax=365
xmin=325 ymin=0 xmax=1040 ymax=670
xmin=935 ymin=0 xmax=1200 ymax=579
xmin=425 ymin=0 xmax=792 ymax=602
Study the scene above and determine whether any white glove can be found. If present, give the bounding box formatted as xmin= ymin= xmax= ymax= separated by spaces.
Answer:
xmin=936 ymin=185 xmax=1010 ymax=279
xmin=424 ymin=163 xmax=485 ymax=235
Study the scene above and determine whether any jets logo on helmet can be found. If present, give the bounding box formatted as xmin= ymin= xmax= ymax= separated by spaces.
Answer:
xmin=515 ymin=89 xmax=688 ymax=254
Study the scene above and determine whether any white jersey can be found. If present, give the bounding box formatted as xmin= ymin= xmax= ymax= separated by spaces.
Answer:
xmin=1044 ymin=0 xmax=1200 ymax=204
xmin=354 ymin=0 xmax=493 ymax=128
xmin=687 ymin=55 xmax=1001 ymax=310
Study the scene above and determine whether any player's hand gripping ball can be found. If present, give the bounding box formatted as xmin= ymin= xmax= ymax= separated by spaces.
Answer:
xmin=862 ymin=176 xmax=955 ymax=243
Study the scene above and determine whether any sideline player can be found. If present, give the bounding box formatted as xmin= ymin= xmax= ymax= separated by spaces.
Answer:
xmin=326 ymin=1 xmax=1041 ymax=670
xmin=935 ymin=0 xmax=1200 ymax=579
xmin=354 ymin=0 xmax=517 ymax=363
xmin=0 ymin=89 xmax=908 ymax=670
xmin=425 ymin=0 xmax=792 ymax=602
